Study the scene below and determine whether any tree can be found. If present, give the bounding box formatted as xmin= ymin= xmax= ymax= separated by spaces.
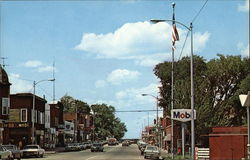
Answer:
xmin=60 ymin=94 xmax=90 ymax=113
xmin=91 ymin=104 xmax=127 ymax=140
xmin=154 ymin=54 xmax=250 ymax=145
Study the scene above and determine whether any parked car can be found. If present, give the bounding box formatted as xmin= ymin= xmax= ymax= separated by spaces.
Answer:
xmin=2 ymin=145 xmax=22 ymax=160
xmin=0 ymin=145 xmax=12 ymax=160
xmin=65 ymin=143 xmax=79 ymax=151
xmin=21 ymin=145 xmax=45 ymax=158
xmin=143 ymin=145 xmax=160 ymax=160
xmin=140 ymin=143 xmax=148 ymax=155
xmin=122 ymin=141 xmax=129 ymax=146
xmin=79 ymin=143 xmax=87 ymax=150
xmin=91 ymin=143 xmax=104 ymax=152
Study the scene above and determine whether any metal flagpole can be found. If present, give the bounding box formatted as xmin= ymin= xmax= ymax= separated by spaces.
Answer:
xmin=190 ymin=22 xmax=195 ymax=160
xmin=171 ymin=3 xmax=175 ymax=159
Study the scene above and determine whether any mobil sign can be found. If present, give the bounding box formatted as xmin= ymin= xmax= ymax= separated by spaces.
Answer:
xmin=171 ymin=109 xmax=196 ymax=122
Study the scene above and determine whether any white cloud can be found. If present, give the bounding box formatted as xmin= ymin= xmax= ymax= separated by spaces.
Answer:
xmin=238 ymin=0 xmax=249 ymax=12
xmin=9 ymin=73 xmax=33 ymax=94
xmin=24 ymin=60 xmax=42 ymax=68
xmin=95 ymin=69 xmax=141 ymax=88
xmin=115 ymin=83 xmax=159 ymax=103
xmin=94 ymin=83 xmax=160 ymax=110
xmin=238 ymin=43 xmax=249 ymax=57
xmin=107 ymin=69 xmax=141 ymax=85
xmin=38 ymin=66 xmax=54 ymax=72
xmin=75 ymin=21 xmax=210 ymax=66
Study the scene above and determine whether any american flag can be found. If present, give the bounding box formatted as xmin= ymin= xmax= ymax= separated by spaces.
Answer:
xmin=172 ymin=12 xmax=179 ymax=50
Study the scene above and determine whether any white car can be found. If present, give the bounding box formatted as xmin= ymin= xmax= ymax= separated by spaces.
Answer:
xmin=0 ymin=145 xmax=12 ymax=160
xmin=22 ymin=144 xmax=45 ymax=158
xmin=144 ymin=145 xmax=160 ymax=160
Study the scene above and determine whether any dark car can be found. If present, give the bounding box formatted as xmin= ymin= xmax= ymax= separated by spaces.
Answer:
xmin=91 ymin=143 xmax=104 ymax=152
xmin=122 ymin=141 xmax=129 ymax=146
xmin=2 ymin=145 xmax=22 ymax=160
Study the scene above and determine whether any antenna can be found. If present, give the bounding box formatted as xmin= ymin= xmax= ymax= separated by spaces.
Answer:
xmin=53 ymin=59 xmax=56 ymax=102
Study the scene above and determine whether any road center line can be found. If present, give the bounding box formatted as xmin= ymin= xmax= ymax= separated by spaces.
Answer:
xmin=86 ymin=155 xmax=98 ymax=160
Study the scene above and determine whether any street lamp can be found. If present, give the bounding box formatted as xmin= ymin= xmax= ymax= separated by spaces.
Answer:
xmin=150 ymin=14 xmax=195 ymax=160
xmin=141 ymin=94 xmax=161 ymax=150
xmin=32 ymin=78 xmax=55 ymax=144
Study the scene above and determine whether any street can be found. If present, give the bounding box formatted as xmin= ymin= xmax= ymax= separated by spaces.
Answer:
xmin=25 ymin=144 xmax=145 ymax=160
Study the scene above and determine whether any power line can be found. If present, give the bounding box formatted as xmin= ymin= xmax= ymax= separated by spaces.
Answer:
xmin=115 ymin=109 xmax=163 ymax=113
xmin=178 ymin=30 xmax=190 ymax=61
xmin=191 ymin=0 xmax=209 ymax=23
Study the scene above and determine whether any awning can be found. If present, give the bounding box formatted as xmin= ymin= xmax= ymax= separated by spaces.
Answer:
xmin=164 ymin=134 xmax=171 ymax=141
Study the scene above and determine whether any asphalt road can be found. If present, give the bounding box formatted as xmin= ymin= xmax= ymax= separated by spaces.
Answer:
xmin=23 ymin=144 xmax=146 ymax=160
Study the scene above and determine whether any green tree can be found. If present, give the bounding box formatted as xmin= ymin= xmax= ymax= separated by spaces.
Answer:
xmin=60 ymin=94 xmax=90 ymax=113
xmin=154 ymin=54 xmax=250 ymax=145
xmin=91 ymin=104 xmax=127 ymax=140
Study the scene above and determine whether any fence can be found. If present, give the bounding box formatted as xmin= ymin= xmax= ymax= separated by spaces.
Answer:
xmin=195 ymin=147 xmax=209 ymax=160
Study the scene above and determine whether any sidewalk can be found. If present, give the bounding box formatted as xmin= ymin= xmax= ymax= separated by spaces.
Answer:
xmin=45 ymin=147 xmax=65 ymax=154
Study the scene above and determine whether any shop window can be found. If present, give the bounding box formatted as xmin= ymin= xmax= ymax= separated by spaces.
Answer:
xmin=21 ymin=109 xmax=27 ymax=122
xmin=2 ymin=98 xmax=10 ymax=115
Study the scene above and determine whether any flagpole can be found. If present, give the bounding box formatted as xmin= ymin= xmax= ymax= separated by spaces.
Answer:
xmin=171 ymin=2 xmax=175 ymax=159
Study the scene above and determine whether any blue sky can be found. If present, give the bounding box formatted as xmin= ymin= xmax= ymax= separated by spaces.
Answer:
xmin=0 ymin=0 xmax=249 ymax=138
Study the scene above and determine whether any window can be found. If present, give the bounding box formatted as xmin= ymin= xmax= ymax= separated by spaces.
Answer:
xmin=2 ymin=98 xmax=10 ymax=115
xmin=40 ymin=112 xmax=44 ymax=124
xmin=21 ymin=109 xmax=27 ymax=122
xmin=38 ymin=111 xmax=40 ymax=124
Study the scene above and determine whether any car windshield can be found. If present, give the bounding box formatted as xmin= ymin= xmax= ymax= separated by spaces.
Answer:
xmin=0 ymin=146 xmax=5 ymax=151
xmin=24 ymin=145 xmax=38 ymax=149
xmin=3 ymin=145 xmax=15 ymax=150
xmin=146 ymin=147 xmax=157 ymax=151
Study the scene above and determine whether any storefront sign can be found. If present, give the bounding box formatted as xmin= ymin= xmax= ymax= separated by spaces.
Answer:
xmin=9 ymin=109 xmax=20 ymax=122
xmin=6 ymin=122 xmax=30 ymax=128
xmin=171 ymin=109 xmax=196 ymax=122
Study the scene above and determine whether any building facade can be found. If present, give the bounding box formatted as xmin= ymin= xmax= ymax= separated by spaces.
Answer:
xmin=6 ymin=93 xmax=47 ymax=148
xmin=0 ymin=65 xmax=11 ymax=144
xmin=49 ymin=101 xmax=64 ymax=147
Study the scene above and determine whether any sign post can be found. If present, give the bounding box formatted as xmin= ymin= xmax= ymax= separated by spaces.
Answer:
xmin=171 ymin=109 xmax=196 ymax=158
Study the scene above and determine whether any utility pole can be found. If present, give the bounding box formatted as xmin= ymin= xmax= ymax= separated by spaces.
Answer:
xmin=53 ymin=60 xmax=56 ymax=102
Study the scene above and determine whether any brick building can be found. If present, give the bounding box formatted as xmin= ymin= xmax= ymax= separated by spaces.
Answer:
xmin=49 ymin=101 xmax=64 ymax=147
xmin=64 ymin=112 xmax=93 ymax=143
xmin=0 ymin=65 xmax=11 ymax=144
xmin=5 ymin=93 xmax=47 ymax=148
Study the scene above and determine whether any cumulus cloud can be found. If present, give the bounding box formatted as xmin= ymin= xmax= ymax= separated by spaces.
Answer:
xmin=9 ymin=73 xmax=33 ymax=94
xmin=24 ymin=60 xmax=42 ymax=68
xmin=75 ymin=21 xmax=210 ymax=66
xmin=95 ymin=69 xmax=141 ymax=88
xmin=238 ymin=0 xmax=249 ymax=12
xmin=238 ymin=43 xmax=249 ymax=57
xmin=107 ymin=69 xmax=141 ymax=85
xmin=115 ymin=83 xmax=159 ymax=102
xmin=38 ymin=66 xmax=54 ymax=72
xmin=24 ymin=60 xmax=57 ymax=73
